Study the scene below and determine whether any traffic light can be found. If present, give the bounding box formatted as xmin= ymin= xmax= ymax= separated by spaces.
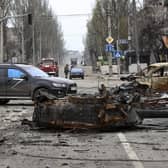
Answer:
xmin=28 ymin=14 xmax=32 ymax=25
xmin=164 ymin=0 xmax=168 ymax=7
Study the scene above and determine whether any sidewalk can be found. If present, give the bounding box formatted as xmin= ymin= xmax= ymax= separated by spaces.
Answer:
xmin=59 ymin=65 xmax=128 ymax=81
xmin=87 ymin=72 xmax=125 ymax=81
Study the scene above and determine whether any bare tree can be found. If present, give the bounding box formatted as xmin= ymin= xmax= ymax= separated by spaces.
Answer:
xmin=6 ymin=0 xmax=65 ymax=64
xmin=85 ymin=0 xmax=129 ymax=68
xmin=0 ymin=0 xmax=11 ymax=62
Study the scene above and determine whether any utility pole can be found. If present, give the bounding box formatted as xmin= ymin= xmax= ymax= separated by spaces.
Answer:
xmin=0 ymin=5 xmax=3 ymax=63
xmin=31 ymin=0 xmax=35 ymax=65
xmin=107 ymin=0 xmax=113 ymax=77
xmin=0 ymin=20 xmax=3 ymax=63
xmin=21 ymin=16 xmax=25 ymax=63
xmin=128 ymin=0 xmax=132 ymax=51
xmin=133 ymin=0 xmax=140 ymax=72
xmin=39 ymin=28 xmax=42 ymax=61
xmin=116 ymin=1 xmax=120 ymax=76
xmin=32 ymin=22 xmax=35 ymax=65
xmin=127 ymin=0 xmax=132 ymax=68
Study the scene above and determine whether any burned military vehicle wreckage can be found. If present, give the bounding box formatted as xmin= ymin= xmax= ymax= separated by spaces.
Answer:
xmin=32 ymin=66 xmax=168 ymax=129
xmin=33 ymin=88 xmax=143 ymax=129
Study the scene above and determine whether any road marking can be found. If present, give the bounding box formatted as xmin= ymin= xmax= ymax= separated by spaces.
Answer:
xmin=118 ymin=133 xmax=144 ymax=168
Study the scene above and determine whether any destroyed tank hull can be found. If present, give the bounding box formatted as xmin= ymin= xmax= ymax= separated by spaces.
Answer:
xmin=33 ymin=94 xmax=142 ymax=129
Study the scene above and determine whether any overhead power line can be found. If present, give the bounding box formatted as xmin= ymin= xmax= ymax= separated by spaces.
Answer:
xmin=57 ymin=13 xmax=91 ymax=17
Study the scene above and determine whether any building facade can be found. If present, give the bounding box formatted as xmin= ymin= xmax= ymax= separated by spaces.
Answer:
xmin=143 ymin=0 xmax=168 ymax=63
xmin=144 ymin=0 xmax=164 ymax=7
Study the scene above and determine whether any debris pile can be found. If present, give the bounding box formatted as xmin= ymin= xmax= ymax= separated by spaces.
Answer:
xmin=32 ymin=76 xmax=168 ymax=129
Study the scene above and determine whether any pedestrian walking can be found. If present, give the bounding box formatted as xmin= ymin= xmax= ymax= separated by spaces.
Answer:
xmin=64 ymin=64 xmax=69 ymax=78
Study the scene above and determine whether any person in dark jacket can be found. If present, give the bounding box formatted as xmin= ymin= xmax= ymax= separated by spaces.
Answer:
xmin=64 ymin=64 xmax=69 ymax=78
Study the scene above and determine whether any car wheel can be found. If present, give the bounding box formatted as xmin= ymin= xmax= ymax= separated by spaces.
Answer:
xmin=69 ymin=76 xmax=72 ymax=79
xmin=33 ymin=88 xmax=48 ymax=101
xmin=0 ymin=99 xmax=10 ymax=105
xmin=81 ymin=76 xmax=84 ymax=79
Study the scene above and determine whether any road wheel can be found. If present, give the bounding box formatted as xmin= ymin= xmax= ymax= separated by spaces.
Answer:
xmin=33 ymin=88 xmax=48 ymax=101
xmin=0 ymin=99 xmax=10 ymax=105
xmin=32 ymin=106 xmax=40 ymax=122
xmin=81 ymin=76 xmax=84 ymax=79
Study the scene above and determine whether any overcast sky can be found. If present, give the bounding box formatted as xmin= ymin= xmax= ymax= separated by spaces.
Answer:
xmin=48 ymin=0 xmax=96 ymax=51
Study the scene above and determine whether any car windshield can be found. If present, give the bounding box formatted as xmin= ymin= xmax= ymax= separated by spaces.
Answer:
xmin=71 ymin=68 xmax=83 ymax=72
xmin=23 ymin=66 xmax=49 ymax=77
xmin=42 ymin=60 xmax=54 ymax=65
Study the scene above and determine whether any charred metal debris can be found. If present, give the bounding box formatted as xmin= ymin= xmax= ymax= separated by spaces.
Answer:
xmin=32 ymin=82 xmax=168 ymax=129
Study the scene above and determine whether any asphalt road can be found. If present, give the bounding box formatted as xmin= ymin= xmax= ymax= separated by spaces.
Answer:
xmin=1 ymin=74 xmax=168 ymax=168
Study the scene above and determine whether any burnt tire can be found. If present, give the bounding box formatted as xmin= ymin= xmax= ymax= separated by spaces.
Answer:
xmin=33 ymin=88 xmax=48 ymax=101
xmin=0 ymin=99 xmax=10 ymax=105
xmin=32 ymin=107 xmax=39 ymax=122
